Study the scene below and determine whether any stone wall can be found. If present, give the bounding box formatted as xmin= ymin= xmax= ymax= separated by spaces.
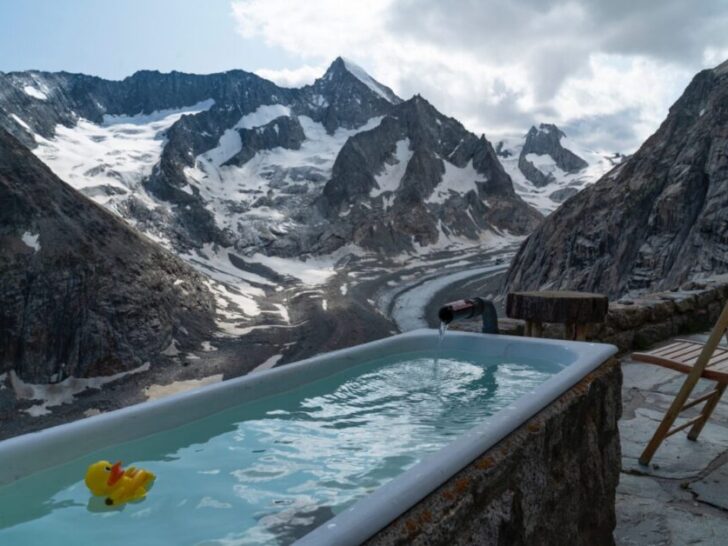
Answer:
xmin=367 ymin=359 xmax=622 ymax=546
xmin=457 ymin=276 xmax=728 ymax=353
xmin=594 ymin=277 xmax=728 ymax=352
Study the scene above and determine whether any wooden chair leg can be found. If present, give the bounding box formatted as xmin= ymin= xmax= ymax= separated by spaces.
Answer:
xmin=639 ymin=414 xmax=678 ymax=465
xmin=575 ymin=324 xmax=589 ymax=341
xmin=687 ymin=383 xmax=727 ymax=441
xmin=639 ymin=375 xmax=705 ymax=465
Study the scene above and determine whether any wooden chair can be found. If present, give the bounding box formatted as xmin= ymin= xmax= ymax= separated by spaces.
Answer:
xmin=632 ymin=301 xmax=728 ymax=465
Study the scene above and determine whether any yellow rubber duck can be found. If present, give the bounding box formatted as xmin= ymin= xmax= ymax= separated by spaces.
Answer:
xmin=84 ymin=460 xmax=155 ymax=506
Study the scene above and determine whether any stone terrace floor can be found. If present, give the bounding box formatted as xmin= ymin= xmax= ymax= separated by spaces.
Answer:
xmin=617 ymin=334 xmax=728 ymax=545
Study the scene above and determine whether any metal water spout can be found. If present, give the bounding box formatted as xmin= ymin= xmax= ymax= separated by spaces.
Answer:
xmin=438 ymin=297 xmax=499 ymax=334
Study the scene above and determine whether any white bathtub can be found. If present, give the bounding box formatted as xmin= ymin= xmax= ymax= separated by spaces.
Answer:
xmin=0 ymin=330 xmax=616 ymax=545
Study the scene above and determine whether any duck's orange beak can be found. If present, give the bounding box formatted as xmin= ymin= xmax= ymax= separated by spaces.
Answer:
xmin=107 ymin=461 xmax=124 ymax=486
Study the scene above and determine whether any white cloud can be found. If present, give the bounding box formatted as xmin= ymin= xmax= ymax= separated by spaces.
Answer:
xmin=230 ymin=0 xmax=728 ymax=153
xmin=230 ymin=0 xmax=393 ymax=60
xmin=254 ymin=64 xmax=325 ymax=88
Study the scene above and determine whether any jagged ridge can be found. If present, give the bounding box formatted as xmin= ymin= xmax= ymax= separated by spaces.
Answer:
xmin=0 ymin=58 xmax=542 ymax=261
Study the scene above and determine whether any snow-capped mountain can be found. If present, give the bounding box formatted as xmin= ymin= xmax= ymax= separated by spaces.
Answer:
xmin=494 ymin=124 xmax=624 ymax=213
xmin=0 ymin=58 xmax=540 ymax=276
xmin=319 ymin=95 xmax=541 ymax=253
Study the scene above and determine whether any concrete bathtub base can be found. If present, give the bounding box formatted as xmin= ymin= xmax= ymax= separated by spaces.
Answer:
xmin=367 ymin=359 xmax=622 ymax=546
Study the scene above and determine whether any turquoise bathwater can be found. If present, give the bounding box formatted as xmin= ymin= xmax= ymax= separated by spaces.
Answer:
xmin=0 ymin=351 xmax=560 ymax=545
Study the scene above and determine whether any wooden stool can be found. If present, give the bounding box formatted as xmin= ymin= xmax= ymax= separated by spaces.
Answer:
xmin=506 ymin=291 xmax=608 ymax=340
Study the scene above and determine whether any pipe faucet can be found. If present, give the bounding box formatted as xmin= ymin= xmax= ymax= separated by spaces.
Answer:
xmin=438 ymin=297 xmax=499 ymax=334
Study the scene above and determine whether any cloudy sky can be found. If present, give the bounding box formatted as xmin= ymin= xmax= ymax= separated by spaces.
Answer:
xmin=2 ymin=0 xmax=728 ymax=152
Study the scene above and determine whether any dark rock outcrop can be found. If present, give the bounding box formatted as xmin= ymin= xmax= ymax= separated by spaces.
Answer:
xmin=224 ymin=116 xmax=306 ymax=167
xmin=0 ymin=128 xmax=215 ymax=383
xmin=506 ymin=60 xmax=728 ymax=298
xmin=549 ymin=187 xmax=579 ymax=203
xmin=518 ymin=124 xmax=588 ymax=187
xmin=494 ymin=140 xmax=512 ymax=158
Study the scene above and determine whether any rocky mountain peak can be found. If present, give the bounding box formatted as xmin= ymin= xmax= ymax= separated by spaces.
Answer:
xmin=303 ymin=57 xmax=401 ymax=134
xmin=518 ymin=122 xmax=589 ymax=188
xmin=530 ymin=123 xmax=563 ymax=138
xmin=317 ymin=93 xmax=541 ymax=253
xmin=320 ymin=57 xmax=401 ymax=104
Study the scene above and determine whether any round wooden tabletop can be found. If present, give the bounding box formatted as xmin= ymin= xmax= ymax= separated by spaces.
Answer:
xmin=506 ymin=290 xmax=609 ymax=324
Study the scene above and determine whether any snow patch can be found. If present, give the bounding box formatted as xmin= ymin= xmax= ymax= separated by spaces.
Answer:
xmin=274 ymin=303 xmax=290 ymax=324
xmin=101 ymin=100 xmax=214 ymax=126
xmin=207 ymin=279 xmax=263 ymax=319
xmin=144 ymin=374 xmax=223 ymax=401
xmin=204 ymin=277 xmax=265 ymax=337
xmin=427 ymin=160 xmax=485 ymax=204
xmin=183 ymin=243 xmax=277 ymax=287
xmin=248 ymin=253 xmax=338 ymax=286
xmin=410 ymin=226 xmax=521 ymax=257
xmin=200 ymin=341 xmax=218 ymax=352
xmin=11 ymin=363 xmax=150 ymax=416
xmin=251 ymin=354 xmax=283 ymax=374
xmin=32 ymin=99 xmax=214 ymax=210
xmin=21 ymin=231 xmax=40 ymax=252
xmin=23 ymin=85 xmax=47 ymax=100
xmin=10 ymin=114 xmax=30 ymax=131
xmin=370 ymin=138 xmax=412 ymax=198
xmin=341 ymin=58 xmax=396 ymax=103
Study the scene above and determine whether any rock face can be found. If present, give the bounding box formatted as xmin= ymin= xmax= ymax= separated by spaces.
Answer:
xmin=368 ymin=360 xmax=622 ymax=546
xmin=0 ymin=128 xmax=215 ymax=383
xmin=0 ymin=58 xmax=541 ymax=264
xmin=506 ymin=60 xmax=728 ymax=298
xmin=318 ymin=95 xmax=542 ymax=253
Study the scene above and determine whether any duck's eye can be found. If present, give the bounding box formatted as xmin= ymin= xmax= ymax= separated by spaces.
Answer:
xmin=105 ymin=466 xmax=111 ymax=471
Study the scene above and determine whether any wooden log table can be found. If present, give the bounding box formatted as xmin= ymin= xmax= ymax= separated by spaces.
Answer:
xmin=506 ymin=290 xmax=608 ymax=340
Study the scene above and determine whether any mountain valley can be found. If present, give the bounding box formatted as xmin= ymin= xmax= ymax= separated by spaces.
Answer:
xmin=0 ymin=57 xmax=623 ymax=431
